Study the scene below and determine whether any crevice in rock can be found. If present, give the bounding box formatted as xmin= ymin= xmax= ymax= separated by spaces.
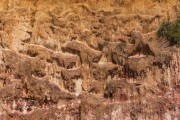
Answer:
xmin=31 ymin=70 xmax=45 ymax=78
xmin=27 ymin=50 xmax=39 ymax=57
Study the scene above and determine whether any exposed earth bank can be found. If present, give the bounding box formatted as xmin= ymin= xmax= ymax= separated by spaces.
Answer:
xmin=0 ymin=0 xmax=179 ymax=120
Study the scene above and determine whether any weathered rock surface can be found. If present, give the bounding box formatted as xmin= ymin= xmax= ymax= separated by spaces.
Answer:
xmin=0 ymin=0 xmax=179 ymax=120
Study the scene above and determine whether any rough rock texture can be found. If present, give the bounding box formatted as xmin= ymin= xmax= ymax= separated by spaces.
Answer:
xmin=0 ymin=0 xmax=179 ymax=120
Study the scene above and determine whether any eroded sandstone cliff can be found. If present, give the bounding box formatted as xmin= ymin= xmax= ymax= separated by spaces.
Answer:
xmin=0 ymin=0 xmax=179 ymax=120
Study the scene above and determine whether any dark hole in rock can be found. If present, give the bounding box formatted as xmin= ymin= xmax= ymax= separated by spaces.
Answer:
xmin=14 ymin=73 xmax=23 ymax=79
xmin=122 ymin=64 xmax=138 ymax=78
xmin=92 ymin=55 xmax=102 ymax=63
xmin=62 ymin=48 xmax=82 ymax=64
xmin=67 ymin=62 xmax=76 ymax=69
xmin=104 ymin=91 xmax=113 ymax=99
xmin=19 ymin=50 xmax=23 ymax=53
xmin=22 ymin=38 xmax=31 ymax=43
xmin=27 ymin=31 xmax=32 ymax=36
xmin=129 ymin=44 xmax=155 ymax=57
xmin=52 ymin=57 xmax=63 ymax=66
xmin=89 ymin=87 xmax=97 ymax=93
xmin=107 ymin=68 xmax=118 ymax=77
xmin=135 ymin=83 xmax=141 ymax=86
xmin=89 ymin=84 xmax=99 ymax=94
xmin=153 ymin=62 xmax=163 ymax=68
xmin=27 ymin=107 xmax=32 ymax=112
xmin=63 ymin=81 xmax=76 ymax=92
xmin=62 ymin=47 xmax=81 ymax=57
xmin=31 ymin=70 xmax=45 ymax=78
xmin=46 ymin=59 xmax=53 ymax=63
xmin=16 ymin=106 xmax=23 ymax=112
xmin=5 ymin=65 xmax=12 ymax=73
xmin=27 ymin=50 xmax=38 ymax=57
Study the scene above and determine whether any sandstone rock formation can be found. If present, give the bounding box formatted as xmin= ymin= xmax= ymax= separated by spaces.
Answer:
xmin=0 ymin=0 xmax=179 ymax=120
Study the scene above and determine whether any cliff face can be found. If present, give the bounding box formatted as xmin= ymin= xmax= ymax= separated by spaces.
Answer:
xmin=0 ymin=0 xmax=179 ymax=120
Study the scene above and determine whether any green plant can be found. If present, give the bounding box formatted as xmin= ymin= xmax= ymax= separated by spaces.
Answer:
xmin=129 ymin=37 xmax=136 ymax=44
xmin=99 ymin=41 xmax=109 ymax=50
xmin=157 ymin=19 xmax=180 ymax=46
xmin=116 ymin=41 xmax=126 ymax=51
xmin=102 ymin=41 xmax=109 ymax=47
xmin=104 ymin=81 xmax=114 ymax=98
